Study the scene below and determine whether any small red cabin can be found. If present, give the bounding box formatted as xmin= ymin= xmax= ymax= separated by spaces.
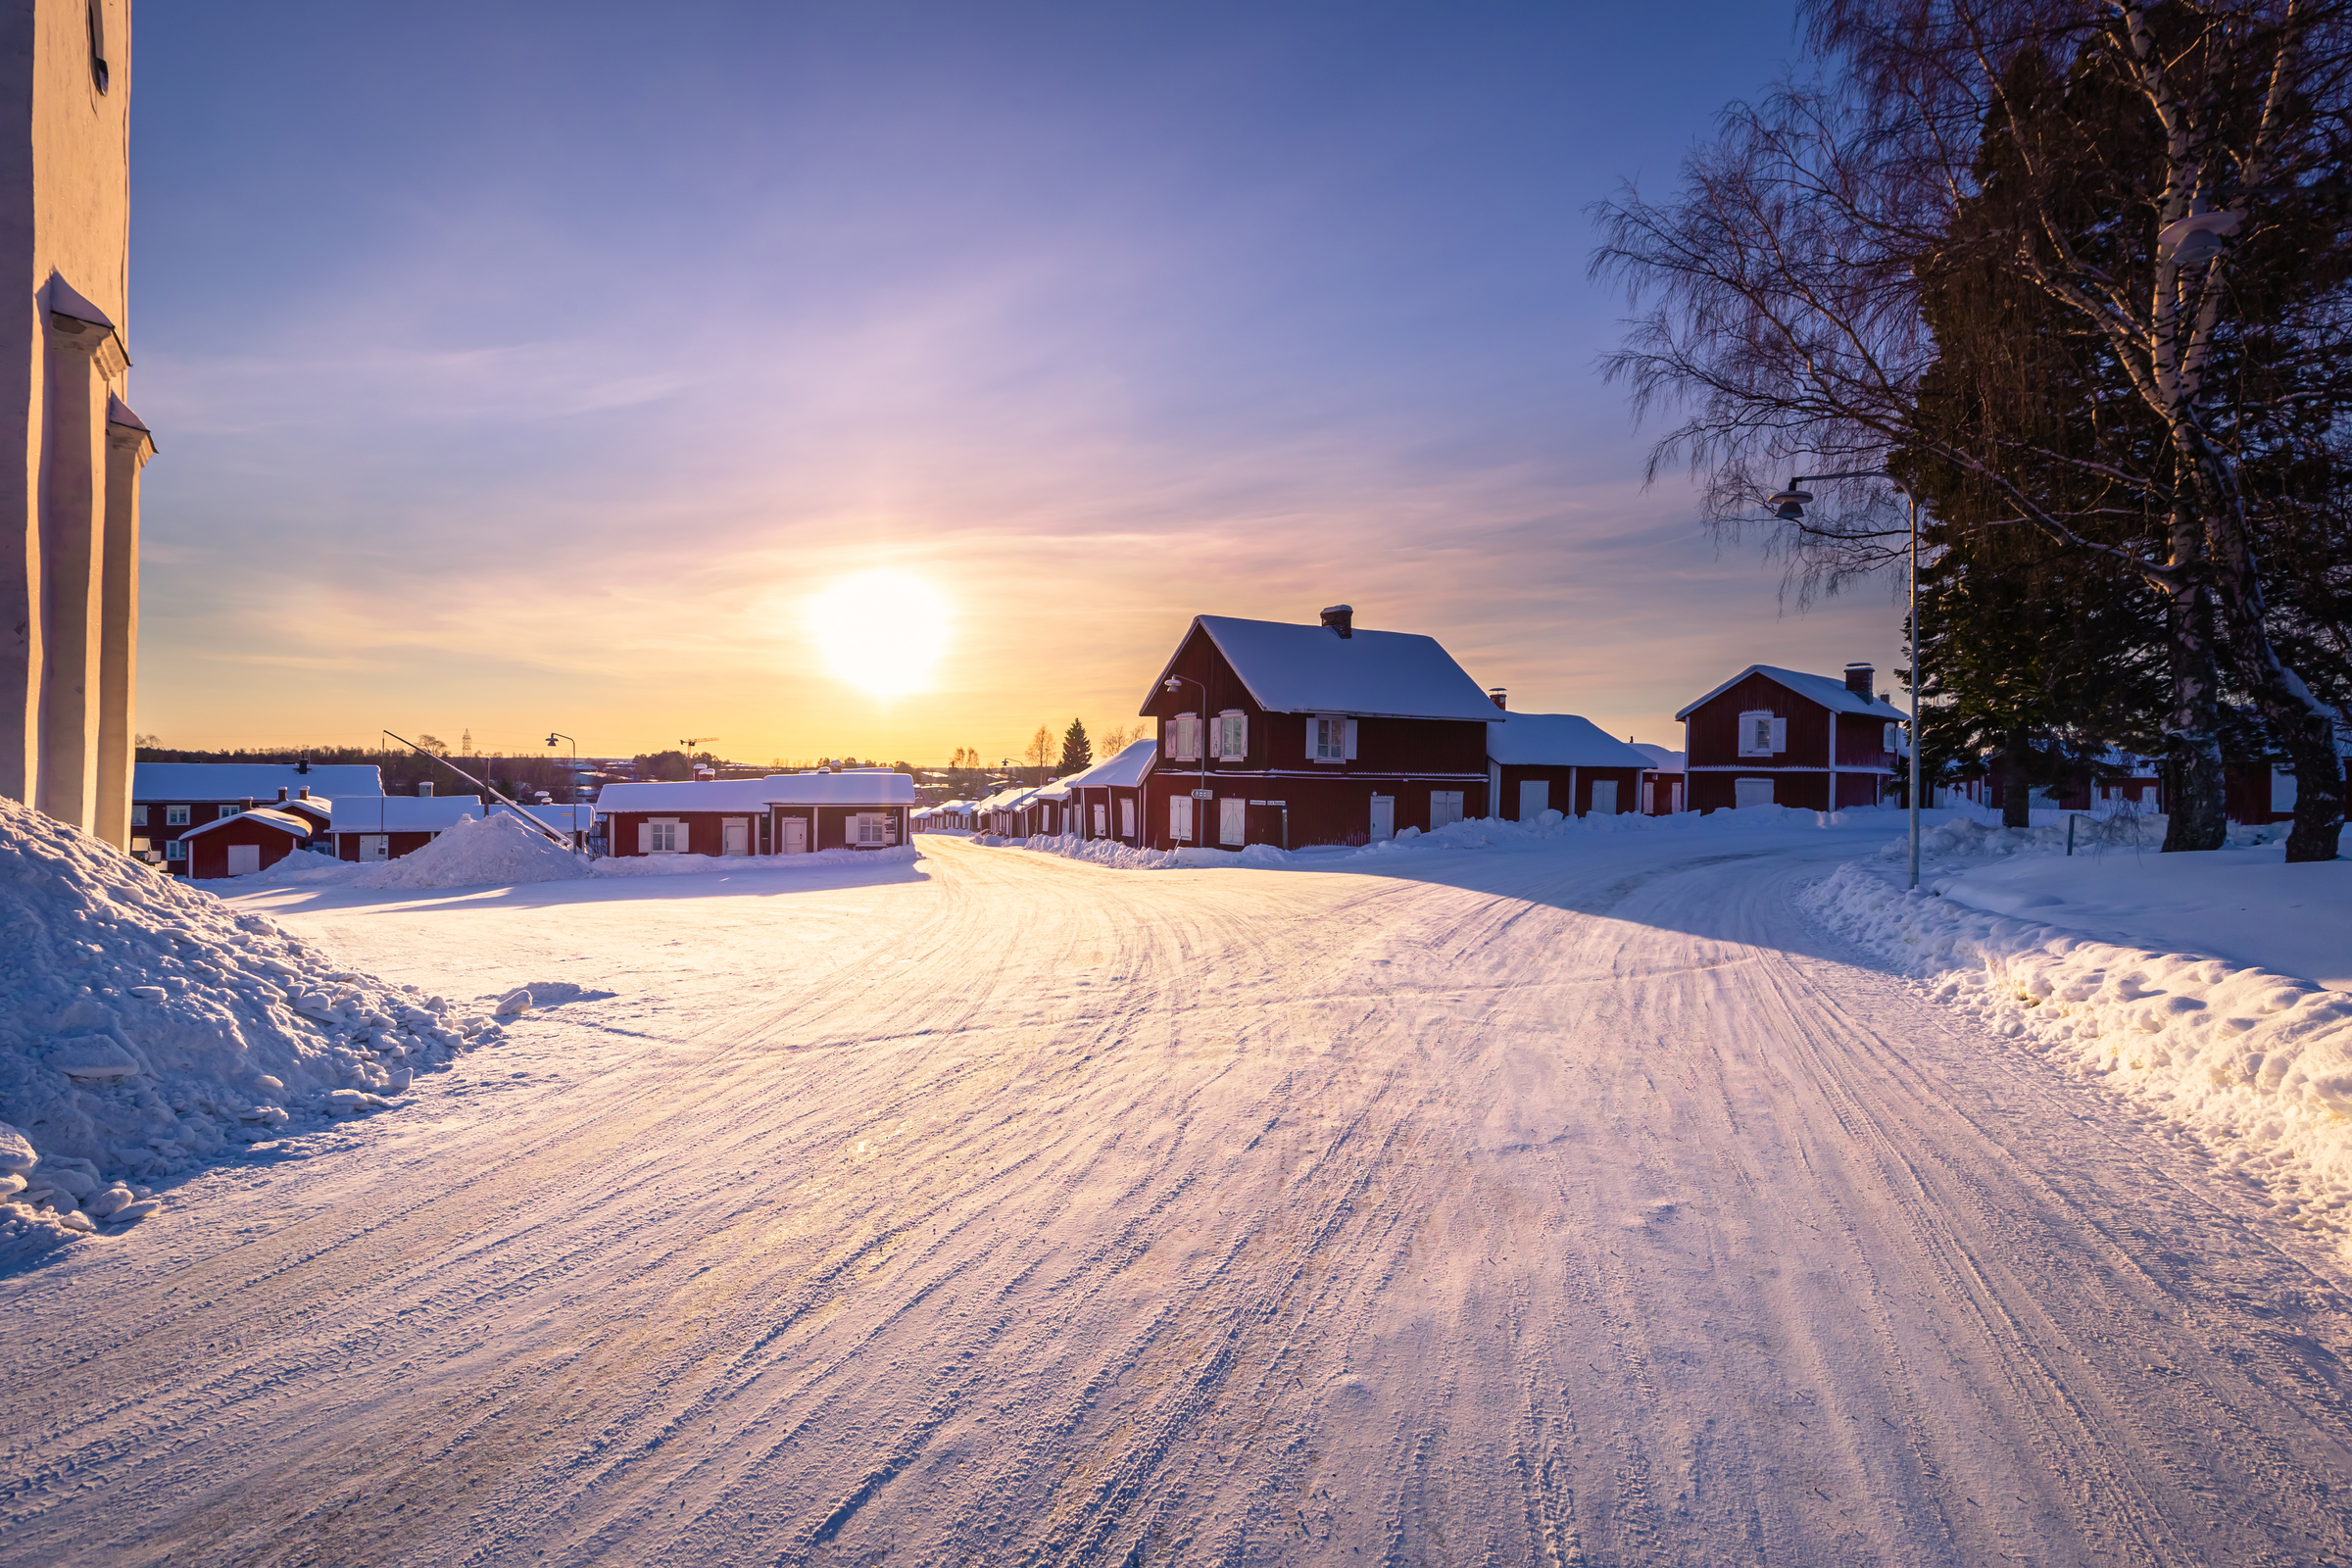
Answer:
xmin=1676 ymin=662 xmax=1905 ymax=812
xmin=1137 ymin=606 xmax=1497 ymax=850
xmin=178 ymin=807 xmax=317 ymax=879
xmin=1484 ymin=709 xmax=1653 ymax=820
xmin=1062 ymin=738 xmax=1156 ymax=844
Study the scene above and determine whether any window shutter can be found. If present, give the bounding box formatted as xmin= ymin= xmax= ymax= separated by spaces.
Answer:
xmin=1770 ymin=717 xmax=1788 ymax=754
xmin=1345 ymin=719 xmax=1359 ymax=760
xmin=1883 ymin=722 xmax=1898 ymax=753
xmin=637 ymin=822 xmax=652 ymax=854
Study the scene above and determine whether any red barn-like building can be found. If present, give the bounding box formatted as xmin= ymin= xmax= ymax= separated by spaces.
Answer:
xmin=1485 ymin=710 xmax=1653 ymax=820
xmin=1138 ymin=607 xmax=1498 ymax=850
xmin=1676 ymin=663 xmax=1905 ymax=812
xmin=178 ymin=806 xmax=318 ymax=879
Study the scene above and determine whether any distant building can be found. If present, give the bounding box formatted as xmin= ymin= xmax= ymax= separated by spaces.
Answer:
xmin=1138 ymin=607 xmax=1497 ymax=850
xmin=1675 ymin=663 xmax=1905 ymax=812
xmin=327 ymin=795 xmax=485 ymax=863
xmin=2 ymin=2 xmax=155 ymax=850
xmin=132 ymin=761 xmax=382 ymax=874
xmin=1631 ymin=744 xmax=1686 ymax=815
xmin=597 ymin=770 xmax=916 ymax=857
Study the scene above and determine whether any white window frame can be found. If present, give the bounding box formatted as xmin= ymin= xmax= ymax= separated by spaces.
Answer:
xmin=163 ymin=837 xmax=187 ymax=860
xmin=130 ymin=804 xmax=147 ymax=826
xmin=645 ymin=818 xmax=684 ymax=855
xmin=218 ymin=803 xmax=242 ymax=819
xmin=1737 ymin=710 xmax=1774 ymax=758
xmin=166 ymin=804 xmax=189 ymax=825
xmin=1167 ymin=712 xmax=1202 ymax=761
xmin=1215 ymin=710 xmax=1248 ymax=762
xmin=1310 ymin=713 xmax=1349 ymax=763
xmin=1168 ymin=795 xmax=1194 ymax=841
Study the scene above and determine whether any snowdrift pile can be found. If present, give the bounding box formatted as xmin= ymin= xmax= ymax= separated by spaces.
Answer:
xmin=1006 ymin=803 xmax=1893 ymax=871
xmin=357 ymin=808 xmax=590 ymax=890
xmin=1804 ymin=862 xmax=2352 ymax=1252
xmin=0 ymin=795 xmax=507 ymax=1260
xmin=589 ymin=844 xmax=919 ymax=876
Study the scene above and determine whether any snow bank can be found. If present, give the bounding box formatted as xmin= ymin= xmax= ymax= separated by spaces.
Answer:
xmin=1006 ymin=805 xmax=1900 ymax=871
xmin=0 ymin=796 xmax=507 ymax=1263
xmin=1803 ymin=863 xmax=2352 ymax=1254
xmin=589 ymin=844 xmax=919 ymax=876
xmin=355 ymin=809 xmax=590 ymax=890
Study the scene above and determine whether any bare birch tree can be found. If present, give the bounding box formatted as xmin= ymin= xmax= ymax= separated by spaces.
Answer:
xmin=1594 ymin=0 xmax=2352 ymax=859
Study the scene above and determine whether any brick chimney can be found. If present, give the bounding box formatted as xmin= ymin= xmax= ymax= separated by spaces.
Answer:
xmin=417 ymin=780 xmax=434 ymax=797
xmin=1319 ymin=604 xmax=1353 ymax=639
xmin=276 ymin=787 xmax=288 ymax=803
xmin=1843 ymin=662 xmax=1874 ymax=698
xmin=1488 ymin=687 xmax=1507 ymax=710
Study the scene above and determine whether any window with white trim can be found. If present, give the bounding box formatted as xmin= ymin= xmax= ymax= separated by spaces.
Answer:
xmin=1167 ymin=713 xmax=1201 ymax=760
xmin=1310 ymin=714 xmax=1348 ymax=762
xmin=131 ymin=804 xmax=147 ymax=826
xmin=164 ymin=838 xmax=187 ymax=860
xmin=648 ymin=820 xmax=682 ymax=853
xmin=1737 ymin=710 xmax=1786 ymax=757
xmin=1168 ymin=795 xmax=1194 ymax=841
xmin=856 ymin=812 xmax=890 ymax=845
xmin=1215 ymin=711 xmax=1248 ymax=761
xmin=166 ymin=804 xmax=188 ymax=825
xmin=218 ymin=804 xmax=242 ymax=819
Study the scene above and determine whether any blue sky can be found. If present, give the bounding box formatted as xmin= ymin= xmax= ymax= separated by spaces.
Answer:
xmin=128 ymin=1 xmax=1903 ymax=761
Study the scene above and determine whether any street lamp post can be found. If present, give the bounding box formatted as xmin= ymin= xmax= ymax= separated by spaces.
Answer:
xmin=546 ymin=731 xmax=576 ymax=803
xmin=1765 ymin=470 xmax=1924 ymax=891
xmin=1163 ymin=674 xmax=1208 ymax=845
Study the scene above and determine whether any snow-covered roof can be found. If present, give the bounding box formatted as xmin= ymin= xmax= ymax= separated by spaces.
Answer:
xmin=178 ymin=807 xmax=314 ymax=841
xmin=1058 ymin=738 xmax=1156 ymax=790
xmin=135 ymin=763 xmax=385 ymax=802
xmin=519 ymin=804 xmax=596 ymax=832
xmin=328 ymin=796 xmax=485 ymax=833
xmin=1673 ymin=665 xmax=1908 ymax=722
xmin=1486 ymin=713 xmax=1653 ymax=769
xmin=1147 ymin=615 xmax=1502 ymax=722
xmin=595 ymin=773 xmax=918 ymax=813
xmin=1630 ymin=743 xmax=1687 ymax=771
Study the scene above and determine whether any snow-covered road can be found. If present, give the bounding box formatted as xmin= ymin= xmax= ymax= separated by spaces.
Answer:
xmin=8 ymin=828 xmax=2352 ymax=1566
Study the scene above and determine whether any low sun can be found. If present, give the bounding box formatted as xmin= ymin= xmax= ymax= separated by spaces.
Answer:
xmin=806 ymin=569 xmax=953 ymax=698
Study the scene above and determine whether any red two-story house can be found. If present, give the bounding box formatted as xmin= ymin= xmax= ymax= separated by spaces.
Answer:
xmin=1676 ymin=662 xmax=1906 ymax=812
xmin=1138 ymin=606 xmax=1499 ymax=850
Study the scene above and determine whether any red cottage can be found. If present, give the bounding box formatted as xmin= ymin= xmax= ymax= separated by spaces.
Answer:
xmin=1676 ymin=662 xmax=1905 ymax=812
xmin=1484 ymin=708 xmax=1654 ymax=820
xmin=1138 ymin=606 xmax=1497 ymax=850
xmin=1062 ymin=738 xmax=1156 ymax=845
xmin=598 ymin=770 xmax=916 ymax=857
xmin=178 ymin=807 xmax=317 ymax=879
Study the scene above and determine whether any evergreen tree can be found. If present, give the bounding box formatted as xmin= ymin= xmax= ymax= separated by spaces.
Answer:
xmin=1058 ymin=718 xmax=1092 ymax=775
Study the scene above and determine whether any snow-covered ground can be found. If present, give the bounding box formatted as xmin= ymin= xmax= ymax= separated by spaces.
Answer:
xmin=8 ymin=816 xmax=2352 ymax=1565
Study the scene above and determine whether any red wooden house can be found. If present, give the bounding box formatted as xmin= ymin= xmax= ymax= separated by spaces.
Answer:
xmin=1137 ymin=606 xmax=1498 ymax=850
xmin=178 ymin=806 xmax=318 ymax=879
xmin=1632 ymin=744 xmax=1686 ymax=815
xmin=1484 ymin=707 xmax=1653 ymax=820
xmin=1062 ymin=738 xmax=1156 ymax=844
xmin=131 ymin=761 xmax=382 ymax=874
xmin=329 ymin=794 xmax=487 ymax=863
xmin=1676 ymin=662 xmax=1905 ymax=812
xmin=598 ymin=770 xmax=916 ymax=857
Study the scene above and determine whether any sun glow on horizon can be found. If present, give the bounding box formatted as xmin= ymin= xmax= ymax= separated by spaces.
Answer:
xmin=806 ymin=569 xmax=954 ymax=699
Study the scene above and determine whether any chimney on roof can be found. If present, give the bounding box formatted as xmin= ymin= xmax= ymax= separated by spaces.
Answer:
xmin=1843 ymin=662 xmax=1874 ymax=698
xmin=276 ymin=787 xmax=288 ymax=803
xmin=298 ymin=787 xmax=311 ymax=801
xmin=417 ymin=780 xmax=434 ymax=797
xmin=1320 ymin=604 xmax=1354 ymax=639
xmin=1488 ymin=687 xmax=1507 ymax=710
xmin=296 ymin=754 xmax=310 ymax=775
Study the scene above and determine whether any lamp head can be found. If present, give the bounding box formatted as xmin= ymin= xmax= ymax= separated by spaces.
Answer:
xmin=1164 ymin=676 xmax=1182 ymax=692
xmin=1768 ymin=488 xmax=1814 ymax=521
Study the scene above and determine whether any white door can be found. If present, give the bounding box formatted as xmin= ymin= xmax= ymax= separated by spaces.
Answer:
xmin=1735 ymin=777 xmax=1776 ymax=808
xmin=1589 ymin=780 xmax=1618 ymax=816
xmin=1119 ymin=798 xmax=1135 ymax=839
xmin=781 ymin=818 xmax=808 ymax=854
xmin=1093 ymin=803 xmax=1107 ymax=837
xmin=1518 ymin=779 xmax=1547 ymax=820
xmin=1430 ymin=791 xmax=1463 ymax=829
xmin=360 ymin=834 xmax=389 ymax=862
xmin=226 ymin=844 xmax=262 ymax=876
xmin=1220 ymin=797 xmax=1247 ymax=846
xmin=723 ymin=818 xmax=749 ymax=857
xmin=1368 ymin=795 xmax=1394 ymax=841
xmin=1169 ymin=795 xmax=1194 ymax=841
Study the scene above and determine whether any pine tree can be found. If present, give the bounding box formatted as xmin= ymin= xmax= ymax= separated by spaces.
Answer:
xmin=1058 ymin=718 xmax=1092 ymax=775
